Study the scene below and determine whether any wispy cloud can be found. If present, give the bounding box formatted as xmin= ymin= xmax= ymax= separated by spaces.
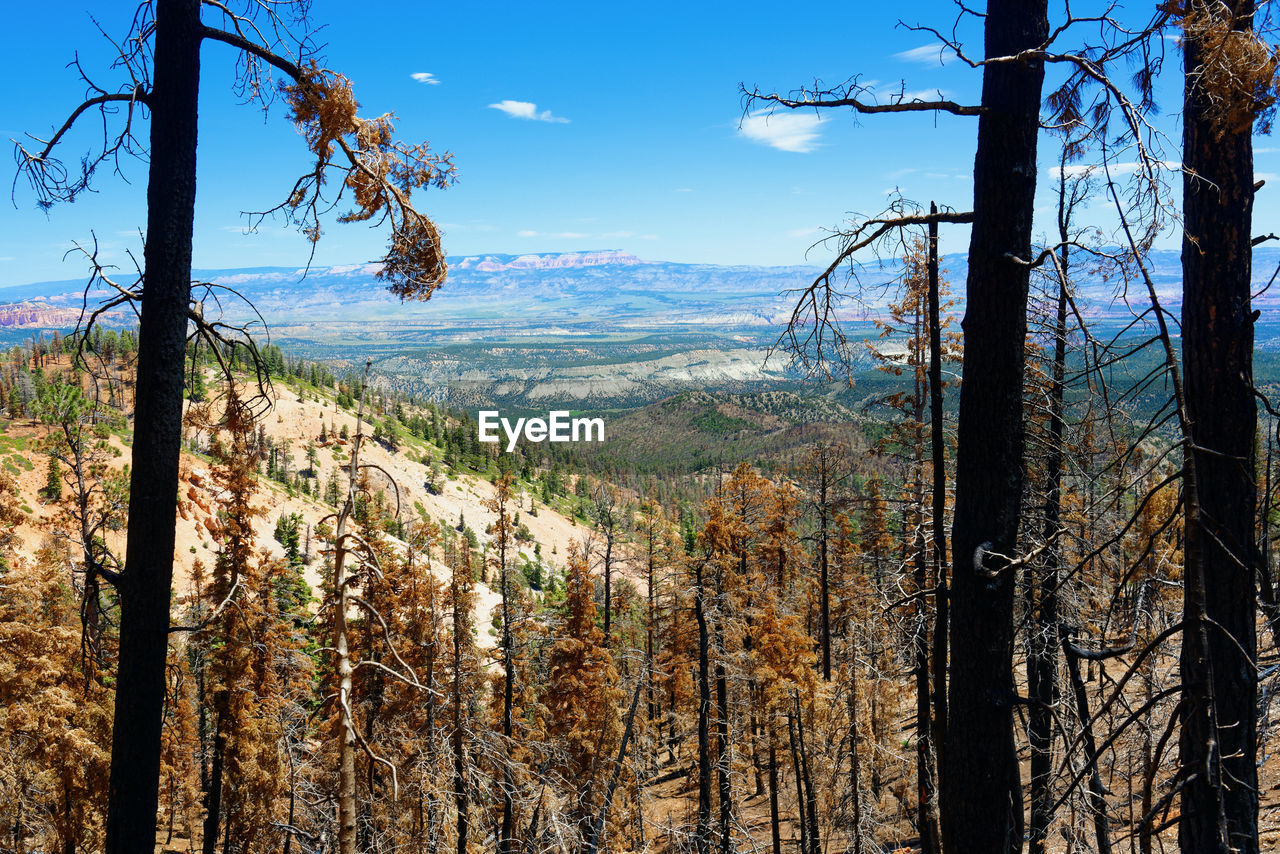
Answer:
xmin=1047 ymin=159 xmax=1178 ymax=179
xmin=410 ymin=72 xmax=440 ymax=85
xmin=518 ymin=230 xmax=588 ymax=239
xmin=519 ymin=228 xmax=658 ymax=241
xmin=739 ymin=110 xmax=825 ymax=153
xmin=897 ymin=88 xmax=949 ymax=103
xmin=894 ymin=44 xmax=948 ymax=66
xmin=787 ymin=227 xmax=823 ymax=239
xmin=675 ymin=187 xmax=693 ymax=193
xmin=489 ymin=100 xmax=570 ymax=123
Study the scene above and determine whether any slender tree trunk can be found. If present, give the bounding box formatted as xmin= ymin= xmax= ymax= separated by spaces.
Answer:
xmin=787 ymin=710 xmax=808 ymax=854
xmin=1062 ymin=635 xmax=1112 ymax=854
xmin=926 ymin=204 xmax=949 ymax=837
xmin=818 ymin=469 xmax=831 ymax=681
xmin=1178 ymin=4 xmax=1260 ymax=853
xmin=768 ymin=728 xmax=782 ymax=854
xmin=499 ymin=530 xmax=515 ymax=854
xmin=941 ymin=3 xmax=1047 ymax=853
xmin=913 ymin=300 xmax=940 ymax=854
xmin=104 ymin=1 xmax=201 ymax=849
xmin=695 ymin=562 xmax=713 ymax=854
xmin=1028 ymin=196 xmax=1072 ymax=854
xmin=847 ymin=670 xmax=862 ymax=854
xmin=715 ymin=629 xmax=734 ymax=854
xmin=794 ymin=696 xmax=820 ymax=854
xmin=332 ymin=368 xmax=373 ymax=854
xmin=202 ymin=702 xmax=226 ymax=854
xmin=452 ymin=551 xmax=470 ymax=854
xmin=603 ymin=535 xmax=613 ymax=643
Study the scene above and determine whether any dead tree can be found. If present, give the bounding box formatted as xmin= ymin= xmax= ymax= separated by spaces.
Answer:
xmin=1177 ymin=3 xmax=1269 ymax=851
xmin=14 ymin=4 xmax=453 ymax=850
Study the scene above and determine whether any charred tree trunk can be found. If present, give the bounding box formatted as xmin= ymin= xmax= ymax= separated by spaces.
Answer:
xmin=794 ymin=695 xmax=820 ymax=854
xmin=926 ymin=202 xmax=949 ymax=821
xmin=695 ymin=561 xmax=713 ymax=854
xmin=1028 ymin=185 xmax=1072 ymax=854
xmin=715 ymin=627 xmax=734 ymax=854
xmin=201 ymin=701 xmax=227 ymax=854
xmin=787 ymin=709 xmax=809 ymax=854
xmin=1062 ymin=634 xmax=1112 ymax=854
xmin=1178 ymin=4 xmax=1260 ymax=852
xmin=941 ymin=3 xmax=1047 ymax=853
xmin=499 ymin=533 xmax=516 ymax=854
xmin=104 ymin=0 xmax=201 ymax=849
xmin=818 ymin=466 xmax=832 ymax=681
xmin=913 ymin=284 xmax=940 ymax=854
xmin=452 ymin=550 xmax=471 ymax=854
xmin=768 ymin=730 xmax=782 ymax=854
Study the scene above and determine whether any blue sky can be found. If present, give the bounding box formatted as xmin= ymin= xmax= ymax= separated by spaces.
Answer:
xmin=1 ymin=2 xmax=1275 ymax=286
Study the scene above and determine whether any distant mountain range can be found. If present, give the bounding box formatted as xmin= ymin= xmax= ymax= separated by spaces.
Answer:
xmin=2 ymin=247 xmax=1279 ymax=342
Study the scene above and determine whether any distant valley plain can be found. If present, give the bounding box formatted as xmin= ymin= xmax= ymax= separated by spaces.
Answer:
xmin=4 ymin=247 xmax=1280 ymax=416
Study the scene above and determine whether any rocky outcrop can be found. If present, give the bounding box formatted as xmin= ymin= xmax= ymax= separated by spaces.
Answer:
xmin=0 ymin=301 xmax=85 ymax=329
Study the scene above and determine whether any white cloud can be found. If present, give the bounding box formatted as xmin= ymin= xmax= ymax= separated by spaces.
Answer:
xmin=1047 ymin=159 xmax=1178 ymax=179
xmin=675 ymin=187 xmax=693 ymax=193
xmin=411 ymin=72 xmax=440 ymax=85
xmin=897 ymin=88 xmax=949 ymax=103
xmin=489 ymin=100 xmax=570 ymax=123
xmin=1257 ymin=146 xmax=1279 ymax=154
xmin=602 ymin=230 xmax=635 ymax=238
xmin=518 ymin=230 xmax=588 ymax=239
xmin=894 ymin=44 xmax=948 ymax=66
xmin=739 ymin=110 xmax=825 ymax=153
xmin=788 ymin=226 xmax=823 ymax=239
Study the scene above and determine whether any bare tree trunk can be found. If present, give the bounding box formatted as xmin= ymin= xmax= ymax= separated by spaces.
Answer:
xmin=818 ymin=464 xmax=832 ymax=681
xmin=331 ymin=365 xmax=373 ymax=854
xmin=452 ymin=547 xmax=472 ymax=854
xmin=695 ymin=561 xmax=713 ymax=854
xmin=201 ymin=701 xmax=226 ymax=854
xmin=1178 ymin=5 xmax=1260 ymax=854
xmin=926 ymin=204 xmax=949 ymax=841
xmin=941 ymin=3 xmax=1047 ymax=853
xmin=104 ymin=1 xmax=201 ymax=849
xmin=787 ymin=709 xmax=809 ymax=854
xmin=715 ymin=627 xmax=734 ymax=854
xmin=847 ymin=673 xmax=862 ymax=854
xmin=1028 ymin=177 xmax=1073 ymax=854
xmin=794 ymin=696 xmax=820 ymax=854
xmin=1062 ymin=635 xmax=1112 ymax=854
xmin=913 ymin=290 xmax=940 ymax=854
xmin=768 ymin=729 xmax=782 ymax=854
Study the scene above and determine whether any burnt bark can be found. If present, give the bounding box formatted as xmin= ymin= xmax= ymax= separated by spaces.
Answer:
xmin=941 ymin=2 xmax=1048 ymax=853
xmin=1027 ymin=182 xmax=1072 ymax=854
xmin=1178 ymin=3 xmax=1260 ymax=852
xmin=695 ymin=560 xmax=713 ymax=854
xmin=104 ymin=0 xmax=201 ymax=849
